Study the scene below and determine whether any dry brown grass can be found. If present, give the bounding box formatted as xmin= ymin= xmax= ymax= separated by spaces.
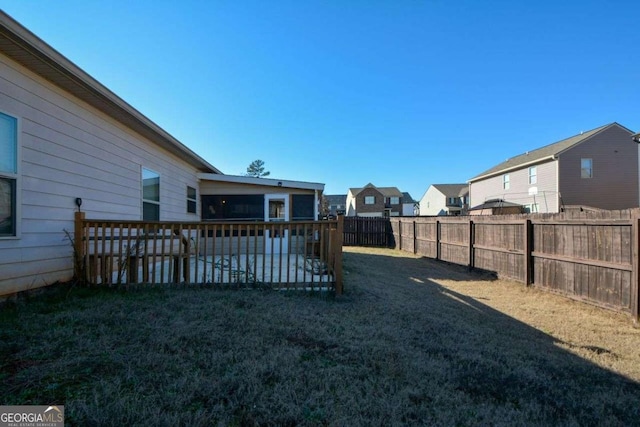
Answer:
xmin=1 ymin=246 xmax=640 ymax=425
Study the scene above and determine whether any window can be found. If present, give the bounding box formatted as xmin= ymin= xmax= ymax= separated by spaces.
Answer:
xmin=201 ymin=195 xmax=264 ymax=220
xmin=292 ymin=194 xmax=315 ymax=220
xmin=364 ymin=196 xmax=375 ymax=204
xmin=448 ymin=197 xmax=458 ymax=205
xmin=187 ymin=186 xmax=197 ymax=214
xmin=389 ymin=196 xmax=400 ymax=205
xmin=581 ymin=158 xmax=592 ymax=178
xmin=503 ymin=174 xmax=510 ymax=190
xmin=0 ymin=112 xmax=18 ymax=237
xmin=525 ymin=204 xmax=539 ymax=213
xmin=529 ymin=166 xmax=537 ymax=184
xmin=142 ymin=168 xmax=160 ymax=221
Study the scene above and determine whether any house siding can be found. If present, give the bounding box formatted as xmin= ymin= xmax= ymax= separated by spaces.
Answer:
xmin=0 ymin=53 xmax=203 ymax=295
xmin=355 ymin=187 xmax=385 ymax=217
xmin=420 ymin=187 xmax=447 ymax=216
xmin=558 ymin=125 xmax=638 ymax=209
xmin=470 ymin=159 xmax=559 ymax=213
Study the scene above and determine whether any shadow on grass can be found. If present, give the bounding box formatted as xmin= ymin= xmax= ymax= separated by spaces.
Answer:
xmin=0 ymin=248 xmax=639 ymax=425
xmin=342 ymin=248 xmax=640 ymax=423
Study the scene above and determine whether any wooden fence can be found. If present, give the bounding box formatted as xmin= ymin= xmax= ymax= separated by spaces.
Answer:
xmin=74 ymin=212 xmax=344 ymax=294
xmin=343 ymin=217 xmax=395 ymax=247
xmin=345 ymin=210 xmax=640 ymax=319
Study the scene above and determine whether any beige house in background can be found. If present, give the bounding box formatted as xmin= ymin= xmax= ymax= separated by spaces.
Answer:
xmin=419 ymin=184 xmax=469 ymax=216
xmin=468 ymin=123 xmax=638 ymax=213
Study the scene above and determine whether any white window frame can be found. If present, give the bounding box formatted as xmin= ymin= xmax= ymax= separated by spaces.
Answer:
xmin=529 ymin=166 xmax=537 ymax=185
xmin=187 ymin=185 xmax=197 ymax=215
xmin=581 ymin=158 xmax=593 ymax=179
xmin=503 ymin=174 xmax=510 ymax=190
xmin=142 ymin=167 xmax=160 ymax=221
xmin=364 ymin=196 xmax=375 ymax=205
xmin=0 ymin=110 xmax=20 ymax=239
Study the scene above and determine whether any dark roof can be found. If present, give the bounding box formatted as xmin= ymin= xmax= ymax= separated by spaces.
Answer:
xmin=469 ymin=123 xmax=629 ymax=182
xmin=402 ymin=192 xmax=417 ymax=203
xmin=469 ymin=199 xmax=523 ymax=211
xmin=349 ymin=183 xmax=403 ymax=198
xmin=432 ymin=184 xmax=468 ymax=198
xmin=325 ymin=194 xmax=347 ymax=205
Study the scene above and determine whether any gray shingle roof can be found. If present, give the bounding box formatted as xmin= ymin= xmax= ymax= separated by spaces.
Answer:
xmin=469 ymin=199 xmax=523 ymax=211
xmin=432 ymin=184 xmax=469 ymax=198
xmin=469 ymin=123 xmax=618 ymax=182
xmin=349 ymin=183 xmax=403 ymax=197
xmin=325 ymin=194 xmax=347 ymax=205
xmin=402 ymin=192 xmax=416 ymax=203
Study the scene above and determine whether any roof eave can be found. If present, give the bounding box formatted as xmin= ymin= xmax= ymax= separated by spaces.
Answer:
xmin=197 ymin=173 xmax=325 ymax=191
xmin=0 ymin=11 xmax=221 ymax=174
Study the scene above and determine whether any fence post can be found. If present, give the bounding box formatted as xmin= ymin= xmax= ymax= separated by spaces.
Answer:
xmin=632 ymin=213 xmax=640 ymax=322
xmin=524 ymin=219 xmax=532 ymax=287
xmin=468 ymin=219 xmax=474 ymax=270
xmin=335 ymin=216 xmax=344 ymax=295
xmin=413 ymin=219 xmax=417 ymax=255
xmin=436 ymin=219 xmax=441 ymax=261
xmin=398 ymin=220 xmax=402 ymax=251
xmin=74 ymin=211 xmax=86 ymax=282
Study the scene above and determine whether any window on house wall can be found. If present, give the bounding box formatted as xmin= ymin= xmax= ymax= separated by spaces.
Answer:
xmin=525 ymin=203 xmax=539 ymax=213
xmin=142 ymin=168 xmax=160 ymax=221
xmin=529 ymin=166 xmax=537 ymax=184
xmin=292 ymin=194 xmax=315 ymax=220
xmin=503 ymin=174 xmax=510 ymax=189
xmin=187 ymin=186 xmax=197 ymax=214
xmin=448 ymin=197 xmax=458 ymax=205
xmin=581 ymin=158 xmax=593 ymax=178
xmin=364 ymin=196 xmax=375 ymax=204
xmin=201 ymin=195 xmax=264 ymax=220
xmin=389 ymin=196 xmax=400 ymax=205
xmin=0 ymin=112 xmax=18 ymax=237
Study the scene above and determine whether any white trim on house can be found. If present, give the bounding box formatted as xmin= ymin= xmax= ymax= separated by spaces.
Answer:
xmin=0 ymin=108 xmax=21 ymax=239
xmin=197 ymin=173 xmax=324 ymax=191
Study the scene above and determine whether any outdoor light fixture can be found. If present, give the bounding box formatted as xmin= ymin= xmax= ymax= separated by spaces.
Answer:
xmin=75 ymin=197 xmax=82 ymax=211
xmin=278 ymin=182 xmax=282 ymax=187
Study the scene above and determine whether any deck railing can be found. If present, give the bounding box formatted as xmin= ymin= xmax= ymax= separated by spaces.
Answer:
xmin=74 ymin=212 xmax=344 ymax=294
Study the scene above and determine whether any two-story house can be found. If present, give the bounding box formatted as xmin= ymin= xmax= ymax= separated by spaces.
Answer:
xmin=468 ymin=123 xmax=638 ymax=213
xmin=324 ymin=194 xmax=347 ymax=217
xmin=345 ymin=183 xmax=404 ymax=217
xmin=419 ymin=184 xmax=469 ymax=216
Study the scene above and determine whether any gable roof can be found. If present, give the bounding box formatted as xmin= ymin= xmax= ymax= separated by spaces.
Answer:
xmin=469 ymin=123 xmax=631 ymax=182
xmin=349 ymin=183 xmax=403 ymax=198
xmin=432 ymin=184 xmax=468 ymax=198
xmin=0 ymin=10 xmax=221 ymax=174
xmin=402 ymin=192 xmax=416 ymax=203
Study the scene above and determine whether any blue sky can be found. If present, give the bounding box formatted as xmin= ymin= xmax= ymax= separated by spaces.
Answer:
xmin=2 ymin=1 xmax=639 ymax=200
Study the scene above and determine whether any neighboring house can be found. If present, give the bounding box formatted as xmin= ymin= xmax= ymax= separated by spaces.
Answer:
xmin=345 ymin=183 xmax=404 ymax=217
xmin=468 ymin=123 xmax=639 ymax=213
xmin=468 ymin=199 xmax=523 ymax=216
xmin=324 ymin=194 xmax=347 ymax=217
xmin=402 ymin=192 xmax=419 ymax=216
xmin=0 ymin=12 xmax=324 ymax=296
xmin=419 ymin=184 xmax=469 ymax=216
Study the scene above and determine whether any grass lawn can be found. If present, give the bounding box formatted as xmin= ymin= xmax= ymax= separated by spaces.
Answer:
xmin=2 ymin=246 xmax=640 ymax=425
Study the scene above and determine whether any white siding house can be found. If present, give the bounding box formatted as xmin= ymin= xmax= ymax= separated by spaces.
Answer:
xmin=419 ymin=184 xmax=469 ymax=216
xmin=0 ymin=12 xmax=221 ymax=296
